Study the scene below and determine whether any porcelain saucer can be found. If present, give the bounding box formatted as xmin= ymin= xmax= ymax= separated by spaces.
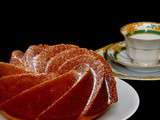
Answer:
xmin=109 ymin=60 xmax=160 ymax=80
xmin=96 ymin=42 xmax=160 ymax=80
xmin=106 ymin=41 xmax=160 ymax=73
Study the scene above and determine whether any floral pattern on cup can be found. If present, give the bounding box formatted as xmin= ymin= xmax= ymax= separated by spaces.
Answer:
xmin=121 ymin=22 xmax=160 ymax=36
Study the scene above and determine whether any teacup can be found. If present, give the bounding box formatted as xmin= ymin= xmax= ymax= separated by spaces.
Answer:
xmin=121 ymin=22 xmax=160 ymax=66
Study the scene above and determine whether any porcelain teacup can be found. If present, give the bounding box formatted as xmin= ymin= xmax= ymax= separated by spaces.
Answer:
xmin=121 ymin=22 xmax=160 ymax=66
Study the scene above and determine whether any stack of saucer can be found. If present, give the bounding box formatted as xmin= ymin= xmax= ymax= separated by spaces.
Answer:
xmin=96 ymin=41 xmax=160 ymax=81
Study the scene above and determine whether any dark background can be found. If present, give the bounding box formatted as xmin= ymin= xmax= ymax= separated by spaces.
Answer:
xmin=0 ymin=16 xmax=160 ymax=119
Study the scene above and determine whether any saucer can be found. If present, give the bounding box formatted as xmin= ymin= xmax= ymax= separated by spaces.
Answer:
xmin=96 ymin=42 xmax=160 ymax=80
xmin=106 ymin=41 xmax=160 ymax=73
xmin=109 ymin=60 xmax=160 ymax=81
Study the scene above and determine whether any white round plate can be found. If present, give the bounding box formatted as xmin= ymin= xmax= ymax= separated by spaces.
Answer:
xmin=98 ymin=78 xmax=140 ymax=120
xmin=0 ymin=78 xmax=139 ymax=120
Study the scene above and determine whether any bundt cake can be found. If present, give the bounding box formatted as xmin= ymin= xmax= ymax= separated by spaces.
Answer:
xmin=0 ymin=44 xmax=118 ymax=120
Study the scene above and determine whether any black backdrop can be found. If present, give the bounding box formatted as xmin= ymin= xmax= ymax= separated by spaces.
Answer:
xmin=0 ymin=16 xmax=160 ymax=119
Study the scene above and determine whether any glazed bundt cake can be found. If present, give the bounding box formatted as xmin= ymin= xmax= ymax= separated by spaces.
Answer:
xmin=0 ymin=44 xmax=118 ymax=120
